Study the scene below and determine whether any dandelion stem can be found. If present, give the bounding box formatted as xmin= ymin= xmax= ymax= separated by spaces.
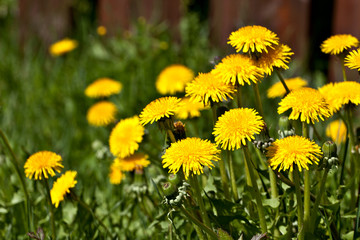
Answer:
xmin=179 ymin=205 xmax=217 ymax=240
xmin=275 ymin=69 xmax=290 ymax=94
xmin=243 ymin=145 xmax=267 ymax=233
xmin=0 ymin=129 xmax=31 ymax=232
xmin=252 ymin=83 xmax=264 ymax=116
xmin=42 ymin=177 xmax=56 ymax=240
xmin=166 ymin=129 xmax=177 ymax=143
xmin=310 ymin=168 xmax=329 ymax=233
xmin=227 ymin=151 xmax=239 ymax=201
xmin=293 ymin=168 xmax=304 ymax=240
xmin=342 ymin=59 xmax=348 ymax=81
xmin=302 ymin=122 xmax=311 ymax=236
xmin=188 ymin=175 xmax=212 ymax=234
xmin=236 ymin=86 xmax=242 ymax=108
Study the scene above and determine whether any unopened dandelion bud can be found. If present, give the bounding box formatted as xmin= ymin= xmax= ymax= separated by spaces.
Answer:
xmin=319 ymin=141 xmax=339 ymax=171
xmin=279 ymin=116 xmax=291 ymax=131
xmin=322 ymin=141 xmax=337 ymax=159
xmin=168 ymin=173 xmax=182 ymax=186
xmin=173 ymin=121 xmax=186 ymax=140
xmin=162 ymin=182 xmax=177 ymax=199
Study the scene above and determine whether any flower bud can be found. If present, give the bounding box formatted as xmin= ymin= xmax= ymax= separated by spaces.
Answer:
xmin=162 ymin=182 xmax=177 ymax=198
xmin=279 ymin=116 xmax=291 ymax=131
xmin=168 ymin=173 xmax=182 ymax=186
xmin=322 ymin=141 xmax=337 ymax=159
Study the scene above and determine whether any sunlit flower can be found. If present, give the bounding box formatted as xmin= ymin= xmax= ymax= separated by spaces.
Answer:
xmin=228 ymin=25 xmax=279 ymax=53
xmin=266 ymin=135 xmax=322 ymax=172
xmin=109 ymin=116 xmax=144 ymax=158
xmin=49 ymin=38 xmax=78 ymax=57
xmin=109 ymin=161 xmax=125 ymax=185
xmin=257 ymin=44 xmax=294 ymax=75
xmin=267 ymin=77 xmax=308 ymax=98
xmin=85 ymin=78 xmax=122 ymax=98
xmin=162 ymin=137 xmax=220 ymax=179
xmin=50 ymin=171 xmax=77 ymax=208
xmin=24 ymin=151 xmax=63 ymax=180
xmin=278 ymin=87 xmax=331 ymax=124
xmin=156 ymin=65 xmax=194 ymax=95
xmin=185 ymin=71 xmax=236 ymax=105
xmin=213 ymin=108 xmax=264 ymax=150
xmin=320 ymin=34 xmax=359 ymax=55
xmin=319 ymin=81 xmax=360 ymax=112
xmin=213 ymin=54 xmax=263 ymax=86
xmin=326 ymin=120 xmax=347 ymax=145
xmin=115 ymin=153 xmax=150 ymax=171
xmin=139 ymin=97 xmax=181 ymax=125
xmin=345 ymin=49 xmax=360 ymax=71
xmin=87 ymin=101 xmax=117 ymax=127
xmin=175 ymin=97 xmax=207 ymax=119
xmin=97 ymin=26 xmax=107 ymax=36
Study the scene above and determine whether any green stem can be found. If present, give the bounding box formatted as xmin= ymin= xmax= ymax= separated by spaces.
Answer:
xmin=310 ymin=168 xmax=329 ymax=233
xmin=243 ymin=145 xmax=267 ymax=233
xmin=166 ymin=129 xmax=177 ymax=143
xmin=0 ymin=129 xmax=31 ymax=232
xmin=74 ymin=193 xmax=113 ymax=237
xmin=293 ymin=168 xmax=304 ymax=240
xmin=179 ymin=205 xmax=218 ymax=240
xmin=228 ymin=151 xmax=239 ymax=201
xmin=189 ymin=175 xmax=212 ymax=232
xmin=252 ymin=83 xmax=264 ymax=116
xmin=275 ymin=69 xmax=290 ymax=94
xmin=219 ymin=152 xmax=231 ymax=200
xmin=236 ymin=86 xmax=242 ymax=108
xmin=302 ymin=122 xmax=310 ymax=235
xmin=342 ymin=59 xmax=348 ymax=81
xmin=43 ymin=177 xmax=56 ymax=240
xmin=269 ymin=168 xmax=280 ymax=238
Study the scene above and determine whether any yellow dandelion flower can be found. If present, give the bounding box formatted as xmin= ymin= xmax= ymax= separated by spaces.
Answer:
xmin=345 ymin=49 xmax=360 ymax=71
xmin=175 ymin=97 xmax=207 ymax=119
xmin=97 ymin=26 xmax=107 ymax=36
xmin=109 ymin=161 xmax=125 ymax=185
xmin=115 ymin=153 xmax=150 ymax=172
xmin=213 ymin=54 xmax=263 ymax=86
xmin=213 ymin=108 xmax=264 ymax=150
xmin=319 ymin=81 xmax=360 ymax=112
xmin=87 ymin=101 xmax=117 ymax=127
xmin=228 ymin=25 xmax=279 ymax=53
xmin=320 ymin=34 xmax=359 ymax=55
xmin=49 ymin=38 xmax=78 ymax=57
xmin=85 ymin=78 xmax=122 ymax=98
xmin=109 ymin=116 xmax=144 ymax=158
xmin=139 ymin=97 xmax=181 ymax=125
xmin=162 ymin=137 xmax=220 ymax=180
xmin=50 ymin=171 xmax=77 ymax=208
xmin=326 ymin=120 xmax=347 ymax=145
xmin=278 ymin=87 xmax=331 ymax=124
xmin=156 ymin=65 xmax=194 ymax=95
xmin=24 ymin=151 xmax=63 ymax=180
xmin=185 ymin=71 xmax=236 ymax=105
xmin=257 ymin=44 xmax=294 ymax=75
xmin=266 ymin=135 xmax=322 ymax=172
xmin=267 ymin=77 xmax=308 ymax=98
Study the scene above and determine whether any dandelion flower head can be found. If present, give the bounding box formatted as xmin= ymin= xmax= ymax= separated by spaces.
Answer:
xmin=85 ymin=78 xmax=122 ymax=98
xmin=320 ymin=34 xmax=359 ymax=55
xmin=278 ymin=87 xmax=331 ymax=124
xmin=24 ymin=151 xmax=63 ymax=180
xmin=50 ymin=171 xmax=77 ymax=208
xmin=345 ymin=49 xmax=360 ymax=71
xmin=319 ymin=81 xmax=360 ymax=112
xmin=185 ymin=71 xmax=236 ymax=105
xmin=115 ymin=153 xmax=150 ymax=172
xmin=326 ymin=119 xmax=347 ymax=145
xmin=87 ymin=101 xmax=117 ymax=127
xmin=49 ymin=38 xmax=78 ymax=57
xmin=156 ymin=65 xmax=194 ymax=95
xmin=162 ymin=137 xmax=220 ymax=179
xmin=109 ymin=116 xmax=144 ymax=158
xmin=213 ymin=108 xmax=264 ymax=150
xmin=175 ymin=97 xmax=207 ymax=119
xmin=257 ymin=44 xmax=294 ymax=75
xmin=267 ymin=77 xmax=308 ymax=98
xmin=139 ymin=97 xmax=181 ymax=125
xmin=97 ymin=26 xmax=107 ymax=36
xmin=212 ymin=54 xmax=263 ymax=86
xmin=228 ymin=25 xmax=279 ymax=53
xmin=266 ymin=135 xmax=322 ymax=172
xmin=109 ymin=160 xmax=125 ymax=185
